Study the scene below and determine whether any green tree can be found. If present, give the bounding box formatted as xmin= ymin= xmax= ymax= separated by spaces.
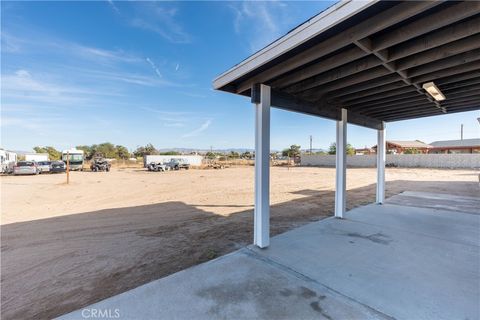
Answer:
xmin=241 ymin=151 xmax=252 ymax=159
xmin=92 ymin=142 xmax=117 ymax=158
xmin=282 ymin=145 xmax=301 ymax=158
xmin=76 ymin=145 xmax=94 ymax=160
xmin=228 ymin=151 xmax=240 ymax=159
xmin=133 ymin=143 xmax=158 ymax=158
xmin=33 ymin=146 xmax=61 ymax=160
xmin=205 ymin=151 xmax=216 ymax=159
xmin=328 ymin=143 xmax=336 ymax=155
xmin=328 ymin=142 xmax=355 ymax=155
xmin=115 ymin=145 xmax=131 ymax=159
xmin=404 ymin=148 xmax=420 ymax=154
xmin=159 ymin=151 xmax=181 ymax=155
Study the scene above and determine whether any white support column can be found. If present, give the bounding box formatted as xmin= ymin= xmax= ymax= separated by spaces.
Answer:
xmin=376 ymin=123 xmax=386 ymax=204
xmin=254 ymin=84 xmax=270 ymax=248
xmin=335 ymin=108 xmax=347 ymax=218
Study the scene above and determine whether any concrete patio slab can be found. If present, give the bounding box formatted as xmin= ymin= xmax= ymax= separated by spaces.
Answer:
xmin=59 ymin=192 xmax=480 ymax=320
xmin=253 ymin=205 xmax=479 ymax=320
xmin=59 ymin=248 xmax=389 ymax=320
xmin=386 ymin=190 xmax=480 ymax=214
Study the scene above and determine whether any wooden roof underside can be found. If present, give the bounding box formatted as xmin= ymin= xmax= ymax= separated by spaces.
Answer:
xmin=215 ymin=1 xmax=480 ymax=129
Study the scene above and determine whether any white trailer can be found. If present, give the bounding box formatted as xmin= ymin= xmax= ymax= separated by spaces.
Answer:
xmin=25 ymin=153 xmax=49 ymax=162
xmin=0 ymin=149 xmax=17 ymax=174
xmin=144 ymin=155 xmax=203 ymax=167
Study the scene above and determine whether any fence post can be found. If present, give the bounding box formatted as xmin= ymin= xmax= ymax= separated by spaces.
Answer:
xmin=66 ymin=151 xmax=70 ymax=184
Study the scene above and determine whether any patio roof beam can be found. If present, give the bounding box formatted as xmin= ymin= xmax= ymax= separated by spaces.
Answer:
xmin=299 ymin=66 xmax=392 ymax=98
xmin=371 ymin=1 xmax=480 ymax=51
xmin=353 ymin=37 xmax=441 ymax=110
xmin=350 ymin=85 xmax=480 ymax=111
xmin=442 ymin=78 xmax=480 ymax=92
xmin=443 ymin=96 xmax=480 ymax=106
xmin=306 ymin=73 xmax=405 ymax=102
xmin=396 ymin=34 xmax=480 ymax=71
xmin=412 ymin=60 xmax=480 ymax=85
xmin=283 ymin=55 xmax=382 ymax=93
xmin=334 ymin=83 xmax=412 ymax=103
xmin=348 ymin=91 xmax=425 ymax=107
xmin=366 ymin=103 xmax=443 ymax=118
xmin=252 ymin=86 xmax=384 ymax=130
xmin=436 ymin=70 xmax=480 ymax=86
xmin=384 ymin=105 xmax=480 ymax=122
xmin=381 ymin=108 xmax=445 ymax=121
xmin=270 ymin=47 xmax=368 ymax=89
xmin=442 ymin=84 xmax=480 ymax=96
xmin=387 ymin=15 xmax=480 ymax=61
xmin=351 ymin=96 xmax=429 ymax=112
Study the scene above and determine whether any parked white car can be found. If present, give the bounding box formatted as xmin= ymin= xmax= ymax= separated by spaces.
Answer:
xmin=37 ymin=161 xmax=52 ymax=173
xmin=13 ymin=161 xmax=39 ymax=175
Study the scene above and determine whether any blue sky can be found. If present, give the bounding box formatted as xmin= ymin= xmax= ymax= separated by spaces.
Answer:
xmin=1 ymin=1 xmax=479 ymax=152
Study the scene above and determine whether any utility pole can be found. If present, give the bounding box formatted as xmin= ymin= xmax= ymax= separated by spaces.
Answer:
xmin=461 ymin=124 xmax=464 ymax=140
xmin=309 ymin=135 xmax=312 ymax=154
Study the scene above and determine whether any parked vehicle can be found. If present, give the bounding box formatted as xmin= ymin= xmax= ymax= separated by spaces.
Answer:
xmin=0 ymin=149 xmax=17 ymax=174
xmin=90 ymin=157 xmax=111 ymax=172
xmin=37 ymin=161 xmax=52 ymax=173
xmin=62 ymin=148 xmax=84 ymax=171
xmin=50 ymin=161 xmax=66 ymax=173
xmin=147 ymin=162 xmax=167 ymax=172
xmin=143 ymin=155 xmax=203 ymax=168
xmin=13 ymin=161 xmax=39 ymax=175
xmin=165 ymin=159 xmax=190 ymax=170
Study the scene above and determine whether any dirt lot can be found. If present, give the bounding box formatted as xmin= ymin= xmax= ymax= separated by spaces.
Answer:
xmin=1 ymin=166 xmax=478 ymax=319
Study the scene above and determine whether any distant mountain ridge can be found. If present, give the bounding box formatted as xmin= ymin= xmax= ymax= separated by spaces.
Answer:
xmin=157 ymin=148 xmax=256 ymax=154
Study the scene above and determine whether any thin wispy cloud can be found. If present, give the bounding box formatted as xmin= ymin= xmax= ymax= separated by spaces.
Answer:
xmin=146 ymin=57 xmax=162 ymax=78
xmin=182 ymin=119 xmax=212 ymax=138
xmin=1 ymin=69 xmax=129 ymax=102
xmin=229 ymin=1 xmax=291 ymax=53
xmin=129 ymin=3 xmax=191 ymax=44
xmin=106 ymin=0 xmax=120 ymax=14
xmin=1 ymin=115 xmax=66 ymax=136
xmin=140 ymin=107 xmax=192 ymax=127
xmin=75 ymin=45 xmax=140 ymax=64
xmin=1 ymin=32 xmax=22 ymax=53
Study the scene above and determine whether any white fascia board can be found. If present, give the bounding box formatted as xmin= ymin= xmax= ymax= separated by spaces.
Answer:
xmin=213 ymin=0 xmax=379 ymax=90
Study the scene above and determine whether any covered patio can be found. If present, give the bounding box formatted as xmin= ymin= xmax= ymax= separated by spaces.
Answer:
xmin=213 ymin=0 xmax=480 ymax=248
xmin=60 ymin=1 xmax=479 ymax=319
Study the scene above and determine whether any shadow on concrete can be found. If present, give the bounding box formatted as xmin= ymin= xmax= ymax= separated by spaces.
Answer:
xmin=1 ymin=180 xmax=478 ymax=320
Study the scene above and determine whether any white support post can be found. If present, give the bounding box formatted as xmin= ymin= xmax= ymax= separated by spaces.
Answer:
xmin=335 ymin=108 xmax=347 ymax=218
xmin=376 ymin=123 xmax=386 ymax=204
xmin=254 ymin=84 xmax=270 ymax=248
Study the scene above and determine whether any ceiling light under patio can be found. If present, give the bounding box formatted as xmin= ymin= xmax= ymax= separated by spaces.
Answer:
xmin=422 ymin=82 xmax=446 ymax=101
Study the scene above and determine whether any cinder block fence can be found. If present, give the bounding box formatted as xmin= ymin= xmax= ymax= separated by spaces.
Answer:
xmin=300 ymin=154 xmax=480 ymax=169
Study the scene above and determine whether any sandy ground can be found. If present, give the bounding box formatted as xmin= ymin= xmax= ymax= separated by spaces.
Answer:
xmin=1 ymin=166 xmax=479 ymax=319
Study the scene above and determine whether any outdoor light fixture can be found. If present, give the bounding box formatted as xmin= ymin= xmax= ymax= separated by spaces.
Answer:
xmin=422 ymin=82 xmax=446 ymax=101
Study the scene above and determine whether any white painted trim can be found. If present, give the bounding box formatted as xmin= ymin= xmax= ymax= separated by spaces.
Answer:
xmin=213 ymin=0 xmax=378 ymax=90
xmin=254 ymin=84 xmax=271 ymax=248
xmin=335 ymin=108 xmax=347 ymax=218
xmin=376 ymin=123 xmax=386 ymax=204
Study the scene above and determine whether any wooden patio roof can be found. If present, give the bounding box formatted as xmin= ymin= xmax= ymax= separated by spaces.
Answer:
xmin=213 ymin=1 xmax=480 ymax=130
